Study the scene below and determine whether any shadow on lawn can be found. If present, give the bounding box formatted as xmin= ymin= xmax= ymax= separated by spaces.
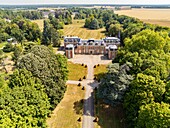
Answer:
xmin=73 ymin=99 xmax=84 ymax=115
xmin=95 ymin=100 xmax=126 ymax=128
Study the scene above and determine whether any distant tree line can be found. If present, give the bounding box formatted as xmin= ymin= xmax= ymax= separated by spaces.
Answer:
xmin=0 ymin=9 xmax=43 ymax=20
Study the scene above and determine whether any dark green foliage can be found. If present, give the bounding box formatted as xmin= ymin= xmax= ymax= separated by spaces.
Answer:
xmin=3 ymin=43 xmax=14 ymax=52
xmin=42 ymin=20 xmax=51 ymax=45
xmin=17 ymin=45 xmax=68 ymax=109
xmin=42 ymin=20 xmax=61 ymax=47
xmin=55 ymin=10 xmax=72 ymax=25
xmin=12 ymin=45 xmax=23 ymax=63
xmin=107 ymin=23 xmax=123 ymax=37
xmin=49 ymin=15 xmax=64 ymax=30
xmin=98 ymin=63 xmax=133 ymax=106
xmin=164 ymin=81 xmax=170 ymax=103
xmin=89 ymin=18 xmax=99 ymax=30
xmin=0 ymin=9 xmax=43 ymax=20
xmin=84 ymin=17 xmax=101 ymax=30
xmin=0 ymin=18 xmax=41 ymax=43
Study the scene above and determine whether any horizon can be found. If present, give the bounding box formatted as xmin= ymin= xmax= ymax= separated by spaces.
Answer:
xmin=0 ymin=0 xmax=170 ymax=6
xmin=1 ymin=3 xmax=170 ymax=6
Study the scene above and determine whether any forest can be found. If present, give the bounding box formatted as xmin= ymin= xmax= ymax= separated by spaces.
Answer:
xmin=0 ymin=7 xmax=170 ymax=127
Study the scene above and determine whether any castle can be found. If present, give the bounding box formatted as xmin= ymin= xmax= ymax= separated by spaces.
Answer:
xmin=64 ymin=36 xmax=120 ymax=60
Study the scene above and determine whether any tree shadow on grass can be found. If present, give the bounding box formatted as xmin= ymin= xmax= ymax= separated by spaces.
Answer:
xmin=94 ymin=72 xmax=106 ymax=82
xmin=73 ymin=99 xmax=84 ymax=115
xmin=95 ymin=100 xmax=126 ymax=128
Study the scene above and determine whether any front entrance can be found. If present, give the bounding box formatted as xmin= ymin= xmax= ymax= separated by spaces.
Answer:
xmin=89 ymin=50 xmax=95 ymax=54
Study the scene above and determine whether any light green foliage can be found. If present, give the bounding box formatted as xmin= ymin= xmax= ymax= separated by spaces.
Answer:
xmin=0 ymin=69 xmax=51 ymax=127
xmin=136 ymin=102 xmax=170 ymax=128
xmin=124 ymin=30 xmax=170 ymax=52
xmin=0 ymin=86 xmax=50 ymax=127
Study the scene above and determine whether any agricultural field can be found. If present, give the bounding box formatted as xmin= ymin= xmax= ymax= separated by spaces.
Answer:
xmin=115 ymin=9 xmax=170 ymax=27
xmin=47 ymin=84 xmax=85 ymax=128
xmin=63 ymin=19 xmax=105 ymax=39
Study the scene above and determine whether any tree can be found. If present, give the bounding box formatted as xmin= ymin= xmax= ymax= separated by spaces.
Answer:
xmin=42 ymin=20 xmax=61 ymax=47
xmin=17 ymin=45 xmax=68 ymax=109
xmin=98 ymin=63 xmax=133 ymax=106
xmin=42 ymin=20 xmax=51 ymax=45
xmin=3 ymin=43 xmax=14 ymax=53
xmin=165 ymin=81 xmax=170 ymax=103
xmin=89 ymin=18 xmax=99 ymax=30
xmin=12 ymin=45 xmax=23 ymax=63
xmin=0 ymin=85 xmax=50 ymax=127
xmin=136 ymin=102 xmax=170 ymax=128
xmin=108 ymin=23 xmax=123 ymax=37
xmin=0 ymin=69 xmax=51 ymax=127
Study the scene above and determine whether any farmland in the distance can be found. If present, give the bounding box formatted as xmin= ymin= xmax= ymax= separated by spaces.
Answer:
xmin=115 ymin=9 xmax=170 ymax=27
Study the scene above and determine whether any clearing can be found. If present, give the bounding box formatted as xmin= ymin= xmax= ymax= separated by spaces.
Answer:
xmin=63 ymin=19 xmax=105 ymax=39
xmin=47 ymin=84 xmax=85 ymax=128
xmin=32 ymin=19 xmax=106 ymax=39
xmin=115 ymin=9 xmax=170 ymax=27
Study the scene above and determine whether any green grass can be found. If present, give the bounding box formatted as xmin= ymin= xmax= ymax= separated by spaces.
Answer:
xmin=63 ymin=19 xmax=105 ymax=39
xmin=47 ymin=84 xmax=85 ymax=128
xmin=94 ymin=64 xmax=107 ymax=81
xmin=68 ymin=61 xmax=87 ymax=81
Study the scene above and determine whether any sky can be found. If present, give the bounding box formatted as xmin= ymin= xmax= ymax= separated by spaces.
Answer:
xmin=0 ymin=0 xmax=170 ymax=5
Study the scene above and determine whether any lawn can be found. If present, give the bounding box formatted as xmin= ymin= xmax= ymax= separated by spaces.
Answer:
xmin=94 ymin=100 xmax=126 ymax=128
xmin=63 ymin=19 xmax=105 ymax=39
xmin=94 ymin=64 xmax=107 ymax=81
xmin=68 ymin=61 xmax=87 ymax=81
xmin=47 ymin=84 xmax=85 ymax=128
xmin=115 ymin=9 xmax=170 ymax=27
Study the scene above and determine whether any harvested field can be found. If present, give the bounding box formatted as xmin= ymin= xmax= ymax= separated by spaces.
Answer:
xmin=115 ymin=9 xmax=170 ymax=27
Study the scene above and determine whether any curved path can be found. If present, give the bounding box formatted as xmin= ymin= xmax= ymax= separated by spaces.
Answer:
xmin=67 ymin=55 xmax=111 ymax=128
